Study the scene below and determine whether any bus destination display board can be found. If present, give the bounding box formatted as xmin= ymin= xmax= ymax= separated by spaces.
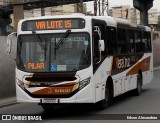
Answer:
xmin=22 ymin=18 xmax=85 ymax=31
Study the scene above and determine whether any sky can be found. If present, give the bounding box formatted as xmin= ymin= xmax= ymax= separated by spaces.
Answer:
xmin=87 ymin=0 xmax=160 ymax=14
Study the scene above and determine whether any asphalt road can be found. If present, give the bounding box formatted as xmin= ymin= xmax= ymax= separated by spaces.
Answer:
xmin=0 ymin=71 xmax=160 ymax=123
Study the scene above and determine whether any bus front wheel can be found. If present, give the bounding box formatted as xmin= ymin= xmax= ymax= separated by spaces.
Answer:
xmin=41 ymin=105 xmax=57 ymax=112
xmin=41 ymin=104 xmax=64 ymax=112
xmin=96 ymin=83 xmax=110 ymax=110
xmin=134 ymin=73 xmax=142 ymax=96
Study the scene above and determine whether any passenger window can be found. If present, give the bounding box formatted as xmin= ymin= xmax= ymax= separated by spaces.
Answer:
xmin=147 ymin=32 xmax=152 ymax=52
xmin=117 ymin=28 xmax=126 ymax=54
xmin=106 ymin=26 xmax=117 ymax=55
xmin=92 ymin=20 xmax=106 ymax=72
xmin=135 ymin=31 xmax=142 ymax=53
xmin=141 ymin=31 xmax=148 ymax=52
xmin=93 ymin=29 xmax=100 ymax=59
xmin=126 ymin=29 xmax=135 ymax=53
xmin=93 ymin=23 xmax=105 ymax=59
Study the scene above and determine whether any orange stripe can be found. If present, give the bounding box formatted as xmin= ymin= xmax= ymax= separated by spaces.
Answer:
xmin=32 ymin=83 xmax=78 ymax=95
xmin=126 ymin=56 xmax=151 ymax=76
xmin=33 ymin=86 xmax=74 ymax=95
xmin=53 ymin=82 xmax=77 ymax=87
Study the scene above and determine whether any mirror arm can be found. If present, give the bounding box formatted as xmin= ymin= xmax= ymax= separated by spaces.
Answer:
xmin=94 ymin=26 xmax=102 ymax=40
xmin=96 ymin=51 xmax=102 ymax=64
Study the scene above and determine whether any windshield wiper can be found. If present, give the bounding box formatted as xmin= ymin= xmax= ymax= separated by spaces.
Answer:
xmin=32 ymin=31 xmax=47 ymax=60
xmin=32 ymin=31 xmax=46 ymax=50
xmin=55 ymin=29 xmax=71 ymax=49
xmin=54 ymin=30 xmax=71 ymax=60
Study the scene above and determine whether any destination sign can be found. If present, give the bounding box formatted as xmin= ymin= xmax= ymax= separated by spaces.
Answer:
xmin=22 ymin=18 xmax=85 ymax=31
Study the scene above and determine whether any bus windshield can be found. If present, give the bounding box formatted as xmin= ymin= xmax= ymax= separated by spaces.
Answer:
xmin=17 ymin=32 xmax=91 ymax=72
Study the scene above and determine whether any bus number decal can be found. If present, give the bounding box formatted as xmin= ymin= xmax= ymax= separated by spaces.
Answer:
xmin=115 ymin=57 xmax=130 ymax=69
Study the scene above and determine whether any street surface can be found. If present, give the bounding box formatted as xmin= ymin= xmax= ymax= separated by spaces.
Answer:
xmin=0 ymin=71 xmax=160 ymax=123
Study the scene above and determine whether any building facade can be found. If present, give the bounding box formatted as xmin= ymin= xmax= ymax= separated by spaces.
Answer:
xmin=0 ymin=0 xmax=11 ymax=5
xmin=23 ymin=3 xmax=87 ymax=18
xmin=10 ymin=3 xmax=86 ymax=26
xmin=111 ymin=5 xmax=159 ymax=25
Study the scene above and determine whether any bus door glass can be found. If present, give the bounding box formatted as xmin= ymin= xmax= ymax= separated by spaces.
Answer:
xmin=92 ymin=20 xmax=106 ymax=72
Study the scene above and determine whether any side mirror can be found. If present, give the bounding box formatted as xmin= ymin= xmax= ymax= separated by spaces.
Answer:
xmin=7 ymin=32 xmax=17 ymax=60
xmin=96 ymin=40 xmax=105 ymax=64
xmin=99 ymin=40 xmax=105 ymax=51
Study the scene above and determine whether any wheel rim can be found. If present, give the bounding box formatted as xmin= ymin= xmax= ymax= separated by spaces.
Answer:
xmin=137 ymin=74 xmax=142 ymax=93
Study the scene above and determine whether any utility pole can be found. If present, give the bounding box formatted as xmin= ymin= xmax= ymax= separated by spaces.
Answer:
xmin=102 ymin=0 xmax=104 ymax=16
xmin=41 ymin=8 xmax=45 ymax=16
xmin=98 ymin=0 xmax=100 ymax=16
xmin=106 ymin=0 xmax=109 ymax=16
xmin=13 ymin=0 xmax=24 ymax=31
xmin=126 ymin=9 xmax=128 ymax=19
xmin=80 ymin=0 xmax=83 ymax=13
xmin=158 ymin=15 xmax=160 ymax=25
xmin=121 ymin=7 xmax=123 ymax=18
xmin=76 ymin=0 xmax=83 ymax=13
xmin=94 ymin=0 xmax=97 ymax=16
xmin=134 ymin=0 xmax=153 ymax=26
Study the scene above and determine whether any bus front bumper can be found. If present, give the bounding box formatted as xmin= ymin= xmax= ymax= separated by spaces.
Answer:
xmin=16 ymin=84 xmax=94 ymax=104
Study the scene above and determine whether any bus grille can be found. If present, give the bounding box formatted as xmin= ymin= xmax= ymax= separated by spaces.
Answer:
xmin=25 ymin=76 xmax=76 ymax=82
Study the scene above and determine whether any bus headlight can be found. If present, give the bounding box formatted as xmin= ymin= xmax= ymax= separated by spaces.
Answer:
xmin=16 ymin=79 xmax=25 ymax=90
xmin=79 ymin=77 xmax=90 ymax=90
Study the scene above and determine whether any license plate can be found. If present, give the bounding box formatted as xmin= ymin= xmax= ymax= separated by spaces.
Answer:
xmin=41 ymin=99 xmax=58 ymax=104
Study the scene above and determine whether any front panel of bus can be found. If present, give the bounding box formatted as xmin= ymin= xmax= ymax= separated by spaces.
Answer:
xmin=16 ymin=17 xmax=95 ymax=104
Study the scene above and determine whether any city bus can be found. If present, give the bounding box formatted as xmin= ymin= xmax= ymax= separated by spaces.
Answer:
xmin=7 ymin=13 xmax=153 ymax=111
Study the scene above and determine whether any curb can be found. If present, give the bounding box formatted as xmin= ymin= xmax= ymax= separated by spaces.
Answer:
xmin=153 ymin=66 xmax=160 ymax=72
xmin=0 ymin=97 xmax=17 ymax=108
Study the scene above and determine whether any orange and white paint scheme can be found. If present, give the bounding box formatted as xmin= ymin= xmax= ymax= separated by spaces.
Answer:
xmin=13 ymin=14 xmax=153 ymax=109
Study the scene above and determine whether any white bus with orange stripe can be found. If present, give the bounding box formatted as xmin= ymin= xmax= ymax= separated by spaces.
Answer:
xmin=7 ymin=14 xmax=153 ymax=110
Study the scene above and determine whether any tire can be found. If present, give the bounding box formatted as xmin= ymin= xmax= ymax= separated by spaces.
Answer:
xmin=96 ymin=83 xmax=110 ymax=110
xmin=134 ymin=73 xmax=142 ymax=96
xmin=41 ymin=104 xmax=64 ymax=112
xmin=41 ymin=105 xmax=55 ymax=112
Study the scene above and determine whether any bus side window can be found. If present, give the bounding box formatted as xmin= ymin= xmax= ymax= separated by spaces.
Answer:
xmin=141 ymin=31 xmax=148 ymax=52
xmin=135 ymin=31 xmax=142 ymax=53
xmin=93 ymin=23 xmax=106 ymax=60
xmin=106 ymin=26 xmax=117 ymax=55
xmin=93 ymin=30 xmax=100 ymax=59
xmin=147 ymin=32 xmax=152 ymax=52
xmin=117 ymin=28 xmax=126 ymax=54
xmin=126 ymin=29 xmax=135 ymax=53
xmin=92 ymin=21 xmax=106 ymax=72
